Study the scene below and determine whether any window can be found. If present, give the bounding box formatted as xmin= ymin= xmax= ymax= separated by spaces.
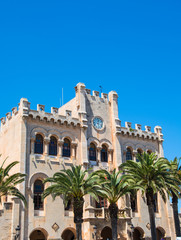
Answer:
xmin=34 ymin=134 xmax=43 ymax=154
xmin=89 ymin=143 xmax=96 ymax=161
xmin=34 ymin=180 xmax=44 ymax=210
xmin=96 ymin=197 xmax=108 ymax=208
xmin=130 ymin=193 xmax=137 ymax=212
xmin=63 ymin=138 xmax=71 ymax=157
xmin=126 ymin=148 xmax=132 ymax=161
xmin=101 ymin=145 xmax=108 ymax=162
xmin=49 ymin=136 xmax=57 ymax=156
xmin=136 ymin=149 xmax=142 ymax=162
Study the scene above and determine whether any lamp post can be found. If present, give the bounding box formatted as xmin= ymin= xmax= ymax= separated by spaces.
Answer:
xmin=93 ymin=225 xmax=97 ymax=240
xmin=15 ymin=225 xmax=20 ymax=240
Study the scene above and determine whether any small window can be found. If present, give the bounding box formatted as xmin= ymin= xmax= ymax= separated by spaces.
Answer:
xmin=136 ymin=149 xmax=142 ymax=162
xmin=89 ymin=143 xmax=96 ymax=161
xmin=96 ymin=197 xmax=108 ymax=208
xmin=101 ymin=145 xmax=108 ymax=162
xmin=49 ymin=136 xmax=57 ymax=156
xmin=126 ymin=148 xmax=132 ymax=161
xmin=34 ymin=134 xmax=43 ymax=154
xmin=64 ymin=200 xmax=73 ymax=211
xmin=34 ymin=180 xmax=44 ymax=210
xmin=130 ymin=193 xmax=137 ymax=212
xmin=63 ymin=138 xmax=71 ymax=157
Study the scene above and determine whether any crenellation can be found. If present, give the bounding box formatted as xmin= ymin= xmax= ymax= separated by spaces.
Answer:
xmin=145 ymin=126 xmax=151 ymax=132
xmin=6 ymin=112 xmax=12 ymax=120
xmin=12 ymin=107 xmax=18 ymax=115
xmin=0 ymin=117 xmax=6 ymax=125
xmin=92 ymin=90 xmax=99 ymax=97
xmin=85 ymin=89 xmax=91 ymax=94
xmin=51 ymin=107 xmax=58 ymax=115
xmin=37 ymin=104 xmax=45 ymax=112
xmin=101 ymin=93 xmax=108 ymax=100
xmin=135 ymin=123 xmax=142 ymax=130
xmin=125 ymin=122 xmax=132 ymax=128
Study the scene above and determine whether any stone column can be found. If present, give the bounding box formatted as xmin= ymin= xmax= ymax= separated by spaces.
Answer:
xmin=97 ymin=147 xmax=101 ymax=164
xmin=58 ymin=140 xmax=63 ymax=158
xmin=44 ymin=137 xmax=49 ymax=156
xmin=133 ymin=150 xmax=137 ymax=162
xmin=30 ymin=138 xmax=35 ymax=154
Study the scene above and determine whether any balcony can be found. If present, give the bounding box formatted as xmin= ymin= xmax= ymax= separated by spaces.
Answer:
xmin=85 ymin=206 xmax=131 ymax=220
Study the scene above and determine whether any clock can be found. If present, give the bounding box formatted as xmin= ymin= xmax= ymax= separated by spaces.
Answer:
xmin=93 ymin=117 xmax=104 ymax=130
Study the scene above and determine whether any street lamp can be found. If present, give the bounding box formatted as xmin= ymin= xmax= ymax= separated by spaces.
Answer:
xmin=15 ymin=225 xmax=20 ymax=240
xmin=92 ymin=225 xmax=97 ymax=239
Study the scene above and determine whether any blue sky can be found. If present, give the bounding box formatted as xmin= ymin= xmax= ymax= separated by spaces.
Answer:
xmin=0 ymin=0 xmax=181 ymax=206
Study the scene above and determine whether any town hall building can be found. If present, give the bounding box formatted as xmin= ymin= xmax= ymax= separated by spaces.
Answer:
xmin=0 ymin=83 xmax=176 ymax=240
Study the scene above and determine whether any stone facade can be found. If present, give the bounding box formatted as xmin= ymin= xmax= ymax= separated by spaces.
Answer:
xmin=0 ymin=83 xmax=176 ymax=240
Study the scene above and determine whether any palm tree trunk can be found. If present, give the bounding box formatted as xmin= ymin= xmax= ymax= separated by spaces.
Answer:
xmin=109 ymin=203 xmax=118 ymax=240
xmin=76 ymin=223 xmax=82 ymax=240
xmin=146 ymin=191 xmax=156 ymax=240
xmin=73 ymin=197 xmax=84 ymax=240
xmin=172 ymin=193 xmax=181 ymax=237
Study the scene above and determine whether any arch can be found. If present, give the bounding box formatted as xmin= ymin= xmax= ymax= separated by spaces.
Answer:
xmin=29 ymin=172 xmax=48 ymax=189
xmin=100 ymin=138 xmax=113 ymax=149
xmin=156 ymin=226 xmax=165 ymax=240
xmin=30 ymin=127 xmax=48 ymax=138
xmin=49 ymin=136 xmax=57 ymax=156
xmin=34 ymin=134 xmax=44 ymax=154
xmin=61 ymin=131 xmax=76 ymax=142
xmin=89 ymin=142 xmax=96 ymax=161
xmin=62 ymin=138 xmax=71 ymax=157
xmin=101 ymin=226 xmax=112 ymax=240
xmin=87 ymin=136 xmax=100 ymax=147
xmin=61 ymin=228 xmax=76 ymax=240
xmin=133 ymin=227 xmax=144 ymax=240
xmin=101 ymin=144 xmax=108 ymax=162
xmin=29 ymin=228 xmax=48 ymax=240
xmin=126 ymin=147 xmax=133 ymax=161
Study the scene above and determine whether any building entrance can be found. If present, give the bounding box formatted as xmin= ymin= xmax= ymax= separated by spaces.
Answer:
xmin=101 ymin=226 xmax=112 ymax=240
xmin=30 ymin=230 xmax=46 ymax=240
xmin=61 ymin=228 xmax=76 ymax=240
xmin=156 ymin=228 xmax=164 ymax=240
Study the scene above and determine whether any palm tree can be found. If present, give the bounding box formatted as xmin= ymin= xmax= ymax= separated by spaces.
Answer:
xmin=120 ymin=152 xmax=181 ymax=240
xmin=95 ymin=169 xmax=131 ymax=240
xmin=0 ymin=159 xmax=26 ymax=205
xmin=42 ymin=165 xmax=102 ymax=240
xmin=169 ymin=157 xmax=181 ymax=237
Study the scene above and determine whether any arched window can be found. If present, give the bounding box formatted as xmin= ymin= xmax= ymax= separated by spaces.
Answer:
xmin=34 ymin=180 xmax=44 ymax=210
xmin=101 ymin=145 xmax=108 ymax=162
xmin=136 ymin=149 xmax=142 ymax=162
xmin=34 ymin=134 xmax=43 ymax=154
xmin=89 ymin=143 xmax=96 ymax=161
xmin=63 ymin=138 xmax=71 ymax=157
xmin=49 ymin=136 xmax=57 ymax=156
xmin=126 ymin=148 xmax=132 ymax=161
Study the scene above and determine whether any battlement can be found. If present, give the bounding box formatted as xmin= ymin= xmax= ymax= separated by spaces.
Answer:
xmin=0 ymin=97 xmax=81 ymax=129
xmin=116 ymin=121 xmax=163 ymax=141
